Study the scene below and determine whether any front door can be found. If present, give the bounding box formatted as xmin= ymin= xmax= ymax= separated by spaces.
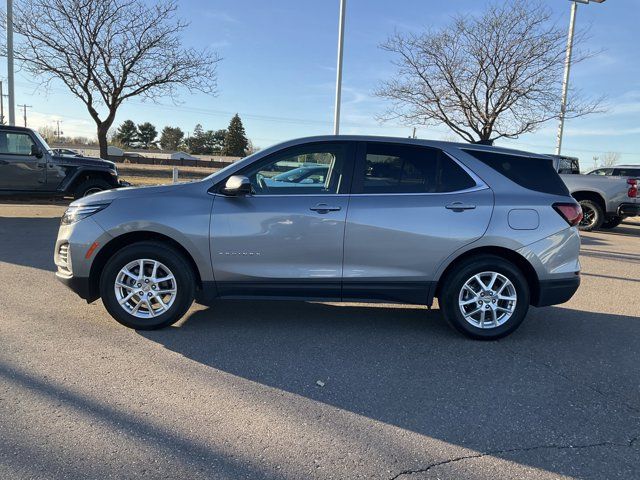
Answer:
xmin=0 ymin=130 xmax=47 ymax=191
xmin=210 ymin=141 xmax=354 ymax=299
xmin=342 ymin=142 xmax=494 ymax=303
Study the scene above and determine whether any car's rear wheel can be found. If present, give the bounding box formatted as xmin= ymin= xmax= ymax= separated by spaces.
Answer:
xmin=100 ymin=241 xmax=195 ymax=329
xmin=577 ymin=199 xmax=604 ymax=231
xmin=74 ymin=178 xmax=112 ymax=199
xmin=600 ymin=216 xmax=623 ymax=229
xmin=439 ymin=255 xmax=530 ymax=340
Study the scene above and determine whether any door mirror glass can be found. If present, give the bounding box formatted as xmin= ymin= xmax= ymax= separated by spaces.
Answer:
xmin=222 ymin=175 xmax=252 ymax=196
xmin=30 ymin=144 xmax=43 ymax=158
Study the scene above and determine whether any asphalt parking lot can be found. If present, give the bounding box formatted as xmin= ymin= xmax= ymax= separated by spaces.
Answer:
xmin=1 ymin=202 xmax=639 ymax=480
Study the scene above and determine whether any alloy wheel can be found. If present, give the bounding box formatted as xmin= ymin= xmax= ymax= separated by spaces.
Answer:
xmin=458 ymin=271 xmax=517 ymax=329
xmin=580 ymin=205 xmax=596 ymax=228
xmin=114 ymin=259 xmax=177 ymax=319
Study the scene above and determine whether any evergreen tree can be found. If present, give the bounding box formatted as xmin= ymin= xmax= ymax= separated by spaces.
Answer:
xmin=137 ymin=122 xmax=158 ymax=149
xmin=204 ymin=129 xmax=226 ymax=153
xmin=159 ymin=126 xmax=184 ymax=151
xmin=186 ymin=124 xmax=207 ymax=154
xmin=222 ymin=114 xmax=248 ymax=157
xmin=115 ymin=120 xmax=137 ymax=147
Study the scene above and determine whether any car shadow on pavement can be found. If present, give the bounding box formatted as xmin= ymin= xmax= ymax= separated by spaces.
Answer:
xmin=0 ymin=217 xmax=60 ymax=271
xmin=139 ymin=301 xmax=640 ymax=478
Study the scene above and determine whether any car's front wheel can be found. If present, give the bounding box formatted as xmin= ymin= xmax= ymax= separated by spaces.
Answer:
xmin=74 ymin=178 xmax=112 ymax=199
xmin=439 ymin=255 xmax=530 ymax=340
xmin=99 ymin=241 xmax=195 ymax=329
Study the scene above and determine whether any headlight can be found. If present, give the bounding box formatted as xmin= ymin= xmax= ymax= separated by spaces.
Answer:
xmin=61 ymin=203 xmax=111 ymax=225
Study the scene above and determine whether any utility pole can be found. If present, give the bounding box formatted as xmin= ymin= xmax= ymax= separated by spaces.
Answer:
xmin=7 ymin=0 xmax=16 ymax=126
xmin=412 ymin=127 xmax=417 ymax=139
xmin=18 ymin=104 xmax=32 ymax=127
xmin=0 ymin=81 xmax=4 ymax=125
xmin=333 ymin=0 xmax=346 ymax=135
xmin=56 ymin=120 xmax=63 ymax=141
xmin=555 ymin=0 xmax=606 ymax=155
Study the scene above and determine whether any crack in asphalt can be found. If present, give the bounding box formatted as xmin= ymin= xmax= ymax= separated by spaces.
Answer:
xmin=388 ymin=439 xmax=637 ymax=479
xmin=500 ymin=342 xmax=640 ymax=415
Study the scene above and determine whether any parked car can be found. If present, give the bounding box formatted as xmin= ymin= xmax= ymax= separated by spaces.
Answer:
xmin=263 ymin=163 xmax=329 ymax=188
xmin=52 ymin=147 xmax=81 ymax=157
xmin=55 ymin=136 xmax=582 ymax=340
xmin=0 ymin=126 xmax=127 ymax=198
xmin=586 ymin=165 xmax=640 ymax=180
xmin=548 ymin=155 xmax=639 ymax=230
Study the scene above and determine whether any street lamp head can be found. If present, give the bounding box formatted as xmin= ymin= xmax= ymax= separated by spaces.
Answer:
xmin=571 ymin=0 xmax=606 ymax=3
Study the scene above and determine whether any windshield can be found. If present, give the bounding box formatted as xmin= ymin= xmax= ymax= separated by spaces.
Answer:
xmin=33 ymin=131 xmax=54 ymax=154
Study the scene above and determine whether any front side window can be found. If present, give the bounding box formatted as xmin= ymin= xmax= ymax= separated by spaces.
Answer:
xmin=357 ymin=144 xmax=476 ymax=194
xmin=589 ymin=168 xmax=612 ymax=176
xmin=242 ymin=143 xmax=349 ymax=195
xmin=0 ymin=132 xmax=36 ymax=155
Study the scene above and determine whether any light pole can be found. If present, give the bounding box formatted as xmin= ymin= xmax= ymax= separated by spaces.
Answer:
xmin=555 ymin=0 xmax=605 ymax=155
xmin=6 ymin=0 xmax=15 ymax=126
xmin=333 ymin=0 xmax=346 ymax=135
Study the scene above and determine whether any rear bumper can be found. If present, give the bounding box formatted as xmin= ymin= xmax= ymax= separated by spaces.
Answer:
xmin=534 ymin=275 xmax=580 ymax=307
xmin=617 ymin=202 xmax=640 ymax=217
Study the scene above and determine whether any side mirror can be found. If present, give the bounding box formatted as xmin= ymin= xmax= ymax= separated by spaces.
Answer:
xmin=31 ymin=145 xmax=43 ymax=159
xmin=222 ymin=175 xmax=252 ymax=196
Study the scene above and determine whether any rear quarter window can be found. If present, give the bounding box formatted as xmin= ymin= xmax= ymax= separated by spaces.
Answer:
xmin=462 ymin=149 xmax=570 ymax=196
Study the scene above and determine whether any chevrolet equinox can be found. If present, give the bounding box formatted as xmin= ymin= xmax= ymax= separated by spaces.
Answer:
xmin=55 ymin=136 xmax=582 ymax=339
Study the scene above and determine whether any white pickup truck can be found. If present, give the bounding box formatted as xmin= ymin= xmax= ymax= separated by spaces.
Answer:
xmin=549 ymin=155 xmax=639 ymax=231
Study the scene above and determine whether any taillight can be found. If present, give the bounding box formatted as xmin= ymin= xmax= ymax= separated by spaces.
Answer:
xmin=553 ymin=202 xmax=583 ymax=227
xmin=627 ymin=178 xmax=638 ymax=198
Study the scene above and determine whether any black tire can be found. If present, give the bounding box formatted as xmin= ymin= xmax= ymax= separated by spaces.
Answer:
xmin=74 ymin=178 xmax=112 ymax=199
xmin=99 ymin=241 xmax=195 ymax=330
xmin=600 ymin=216 xmax=623 ymax=230
xmin=577 ymin=199 xmax=604 ymax=231
xmin=439 ymin=255 xmax=530 ymax=340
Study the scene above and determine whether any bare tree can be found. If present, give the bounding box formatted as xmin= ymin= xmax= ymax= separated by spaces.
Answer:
xmin=376 ymin=1 xmax=601 ymax=144
xmin=600 ymin=152 xmax=620 ymax=167
xmin=12 ymin=0 xmax=219 ymax=158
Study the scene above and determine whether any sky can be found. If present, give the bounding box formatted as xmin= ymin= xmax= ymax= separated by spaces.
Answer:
xmin=9 ymin=0 xmax=640 ymax=165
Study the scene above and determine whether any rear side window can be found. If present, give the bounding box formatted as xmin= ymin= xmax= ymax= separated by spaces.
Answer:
xmin=557 ymin=157 xmax=580 ymax=174
xmin=358 ymin=144 xmax=476 ymax=194
xmin=613 ymin=168 xmax=640 ymax=177
xmin=462 ymin=149 xmax=569 ymax=196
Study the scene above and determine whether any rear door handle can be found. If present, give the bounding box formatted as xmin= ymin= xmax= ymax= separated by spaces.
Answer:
xmin=310 ymin=203 xmax=341 ymax=213
xmin=445 ymin=202 xmax=476 ymax=211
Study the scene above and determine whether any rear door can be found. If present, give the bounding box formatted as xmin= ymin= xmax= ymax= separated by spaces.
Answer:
xmin=0 ymin=129 xmax=47 ymax=191
xmin=342 ymin=142 xmax=493 ymax=303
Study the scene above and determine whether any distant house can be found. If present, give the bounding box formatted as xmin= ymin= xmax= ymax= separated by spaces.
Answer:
xmin=170 ymin=151 xmax=198 ymax=160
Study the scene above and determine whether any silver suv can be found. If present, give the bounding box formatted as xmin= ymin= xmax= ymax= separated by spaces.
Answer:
xmin=54 ymin=136 xmax=582 ymax=339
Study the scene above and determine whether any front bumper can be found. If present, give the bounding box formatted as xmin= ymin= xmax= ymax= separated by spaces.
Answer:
xmin=533 ymin=275 xmax=580 ymax=307
xmin=55 ymin=271 xmax=96 ymax=301
xmin=617 ymin=202 xmax=640 ymax=218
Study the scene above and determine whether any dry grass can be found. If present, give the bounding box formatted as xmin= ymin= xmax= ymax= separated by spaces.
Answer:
xmin=118 ymin=164 xmax=221 ymax=186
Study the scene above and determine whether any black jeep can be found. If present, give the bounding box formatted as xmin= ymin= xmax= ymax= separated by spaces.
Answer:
xmin=0 ymin=125 xmax=127 ymax=199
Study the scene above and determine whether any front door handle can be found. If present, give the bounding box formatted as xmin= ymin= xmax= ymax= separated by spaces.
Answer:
xmin=310 ymin=203 xmax=341 ymax=213
xmin=445 ymin=202 xmax=476 ymax=211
